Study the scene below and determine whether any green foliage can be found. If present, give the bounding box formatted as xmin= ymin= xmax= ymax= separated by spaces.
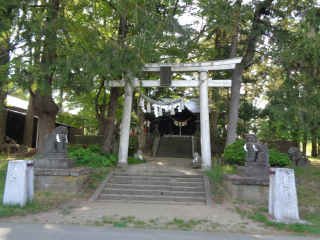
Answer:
xmin=222 ymin=140 xmax=291 ymax=167
xmin=206 ymin=159 xmax=237 ymax=203
xmin=56 ymin=112 xmax=84 ymax=129
xmin=268 ymin=149 xmax=291 ymax=167
xmin=222 ymin=140 xmax=246 ymax=165
xmin=68 ymin=144 xmax=117 ymax=167
xmin=127 ymin=157 xmax=146 ymax=165
xmin=248 ymin=211 xmax=320 ymax=235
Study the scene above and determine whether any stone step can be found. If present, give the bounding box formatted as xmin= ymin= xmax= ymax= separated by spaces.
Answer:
xmin=107 ymin=179 xmax=203 ymax=187
xmin=112 ymin=176 xmax=203 ymax=182
xmin=105 ymin=183 xmax=205 ymax=192
xmin=97 ymin=200 xmax=206 ymax=205
xmin=113 ymin=172 xmax=203 ymax=178
xmin=98 ymin=194 xmax=206 ymax=203
xmin=156 ymin=137 xmax=192 ymax=158
xmin=155 ymin=153 xmax=192 ymax=157
xmin=156 ymin=149 xmax=192 ymax=153
xmin=102 ymin=188 xmax=205 ymax=197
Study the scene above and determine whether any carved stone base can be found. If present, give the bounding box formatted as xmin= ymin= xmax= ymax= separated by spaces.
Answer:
xmin=117 ymin=161 xmax=128 ymax=167
xmin=43 ymin=153 xmax=68 ymax=158
xmin=201 ymin=164 xmax=212 ymax=170
xmin=222 ymin=173 xmax=299 ymax=205
xmin=244 ymin=161 xmax=270 ymax=168
xmin=34 ymin=167 xmax=92 ymax=195
xmin=34 ymin=158 xmax=76 ymax=169
xmin=237 ymin=166 xmax=270 ymax=178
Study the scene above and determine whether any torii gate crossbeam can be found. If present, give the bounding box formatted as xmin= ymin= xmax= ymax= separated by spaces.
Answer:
xmin=106 ymin=57 xmax=242 ymax=170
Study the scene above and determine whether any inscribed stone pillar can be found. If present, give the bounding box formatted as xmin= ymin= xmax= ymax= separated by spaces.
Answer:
xmin=3 ymin=161 xmax=28 ymax=206
xmin=199 ymin=70 xmax=212 ymax=170
xmin=118 ymin=81 xmax=133 ymax=167
xmin=269 ymin=168 xmax=299 ymax=222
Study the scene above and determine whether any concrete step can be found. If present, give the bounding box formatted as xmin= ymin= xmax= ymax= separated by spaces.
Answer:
xmin=156 ymin=137 xmax=192 ymax=158
xmin=107 ymin=179 xmax=204 ymax=187
xmin=105 ymin=183 xmax=205 ymax=192
xmin=91 ymin=172 xmax=212 ymax=206
xmin=155 ymin=154 xmax=192 ymax=158
xmin=112 ymin=176 xmax=204 ymax=182
xmin=97 ymin=200 xmax=206 ymax=205
xmin=113 ymin=172 xmax=203 ymax=178
xmin=98 ymin=194 xmax=206 ymax=203
xmin=102 ymin=188 xmax=205 ymax=197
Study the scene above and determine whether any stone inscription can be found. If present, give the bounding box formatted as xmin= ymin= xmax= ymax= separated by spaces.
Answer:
xmin=13 ymin=167 xmax=19 ymax=178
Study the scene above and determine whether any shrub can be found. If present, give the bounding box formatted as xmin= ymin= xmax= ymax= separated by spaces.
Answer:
xmin=222 ymin=139 xmax=246 ymax=165
xmin=268 ymin=149 xmax=291 ymax=167
xmin=222 ymin=140 xmax=292 ymax=167
xmin=68 ymin=144 xmax=117 ymax=167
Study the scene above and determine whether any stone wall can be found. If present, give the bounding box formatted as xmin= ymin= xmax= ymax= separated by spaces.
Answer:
xmin=223 ymin=179 xmax=269 ymax=204
xmin=35 ymin=174 xmax=89 ymax=194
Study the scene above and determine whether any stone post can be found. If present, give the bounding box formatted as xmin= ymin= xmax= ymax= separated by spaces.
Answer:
xmin=199 ymin=70 xmax=212 ymax=170
xmin=269 ymin=168 xmax=299 ymax=222
xmin=118 ymin=81 xmax=133 ymax=167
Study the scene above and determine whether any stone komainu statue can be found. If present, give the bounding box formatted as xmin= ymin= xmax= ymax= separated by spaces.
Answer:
xmin=244 ymin=134 xmax=270 ymax=167
xmin=44 ymin=126 xmax=68 ymax=154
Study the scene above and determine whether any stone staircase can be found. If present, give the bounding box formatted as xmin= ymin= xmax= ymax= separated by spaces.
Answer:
xmin=156 ymin=137 xmax=192 ymax=158
xmin=94 ymin=172 xmax=208 ymax=205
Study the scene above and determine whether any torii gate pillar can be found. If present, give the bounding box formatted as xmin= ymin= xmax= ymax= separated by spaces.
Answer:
xmin=117 ymin=82 xmax=133 ymax=167
xmin=199 ymin=70 xmax=212 ymax=170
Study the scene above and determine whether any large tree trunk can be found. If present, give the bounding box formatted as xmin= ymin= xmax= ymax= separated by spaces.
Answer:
xmin=137 ymin=98 xmax=146 ymax=151
xmin=225 ymin=0 xmax=274 ymax=147
xmin=101 ymin=15 xmax=127 ymax=152
xmin=33 ymin=0 xmax=60 ymax=154
xmin=102 ymin=87 xmax=120 ymax=152
xmin=23 ymin=94 xmax=35 ymax=148
xmin=33 ymin=90 xmax=59 ymax=154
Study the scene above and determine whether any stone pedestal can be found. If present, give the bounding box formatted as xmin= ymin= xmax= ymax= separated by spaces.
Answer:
xmin=34 ymin=157 xmax=91 ymax=195
xmin=223 ymin=166 xmax=271 ymax=204
xmin=222 ymin=173 xmax=270 ymax=204
xmin=223 ymin=166 xmax=299 ymax=205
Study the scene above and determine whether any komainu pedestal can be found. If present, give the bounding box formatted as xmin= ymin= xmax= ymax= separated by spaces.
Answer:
xmin=34 ymin=126 xmax=91 ymax=194
xmin=223 ymin=134 xmax=270 ymax=204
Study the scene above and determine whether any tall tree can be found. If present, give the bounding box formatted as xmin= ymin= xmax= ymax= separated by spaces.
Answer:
xmin=226 ymin=0 xmax=274 ymax=147
xmin=0 ymin=1 xmax=22 ymax=145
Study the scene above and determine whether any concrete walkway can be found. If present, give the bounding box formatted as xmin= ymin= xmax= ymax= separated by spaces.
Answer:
xmin=126 ymin=157 xmax=197 ymax=174
xmin=0 ymin=222 xmax=318 ymax=240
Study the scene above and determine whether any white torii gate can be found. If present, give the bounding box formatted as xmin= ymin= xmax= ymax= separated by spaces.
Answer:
xmin=105 ymin=57 xmax=242 ymax=170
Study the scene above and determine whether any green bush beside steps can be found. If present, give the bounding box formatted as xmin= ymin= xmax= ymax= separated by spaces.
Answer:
xmin=222 ymin=139 xmax=291 ymax=167
xmin=68 ymin=144 xmax=146 ymax=167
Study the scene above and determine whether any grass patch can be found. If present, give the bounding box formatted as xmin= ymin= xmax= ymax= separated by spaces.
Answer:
xmin=248 ymin=211 xmax=320 ymax=235
xmin=127 ymin=215 xmax=135 ymax=223
xmin=59 ymin=206 xmax=76 ymax=215
xmin=288 ymin=158 xmax=320 ymax=236
xmin=258 ymin=206 xmax=268 ymax=212
xmin=133 ymin=220 xmax=145 ymax=228
xmin=112 ymin=222 xmax=127 ymax=227
xmin=205 ymin=159 xmax=237 ymax=203
xmin=128 ymin=157 xmax=146 ymax=165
